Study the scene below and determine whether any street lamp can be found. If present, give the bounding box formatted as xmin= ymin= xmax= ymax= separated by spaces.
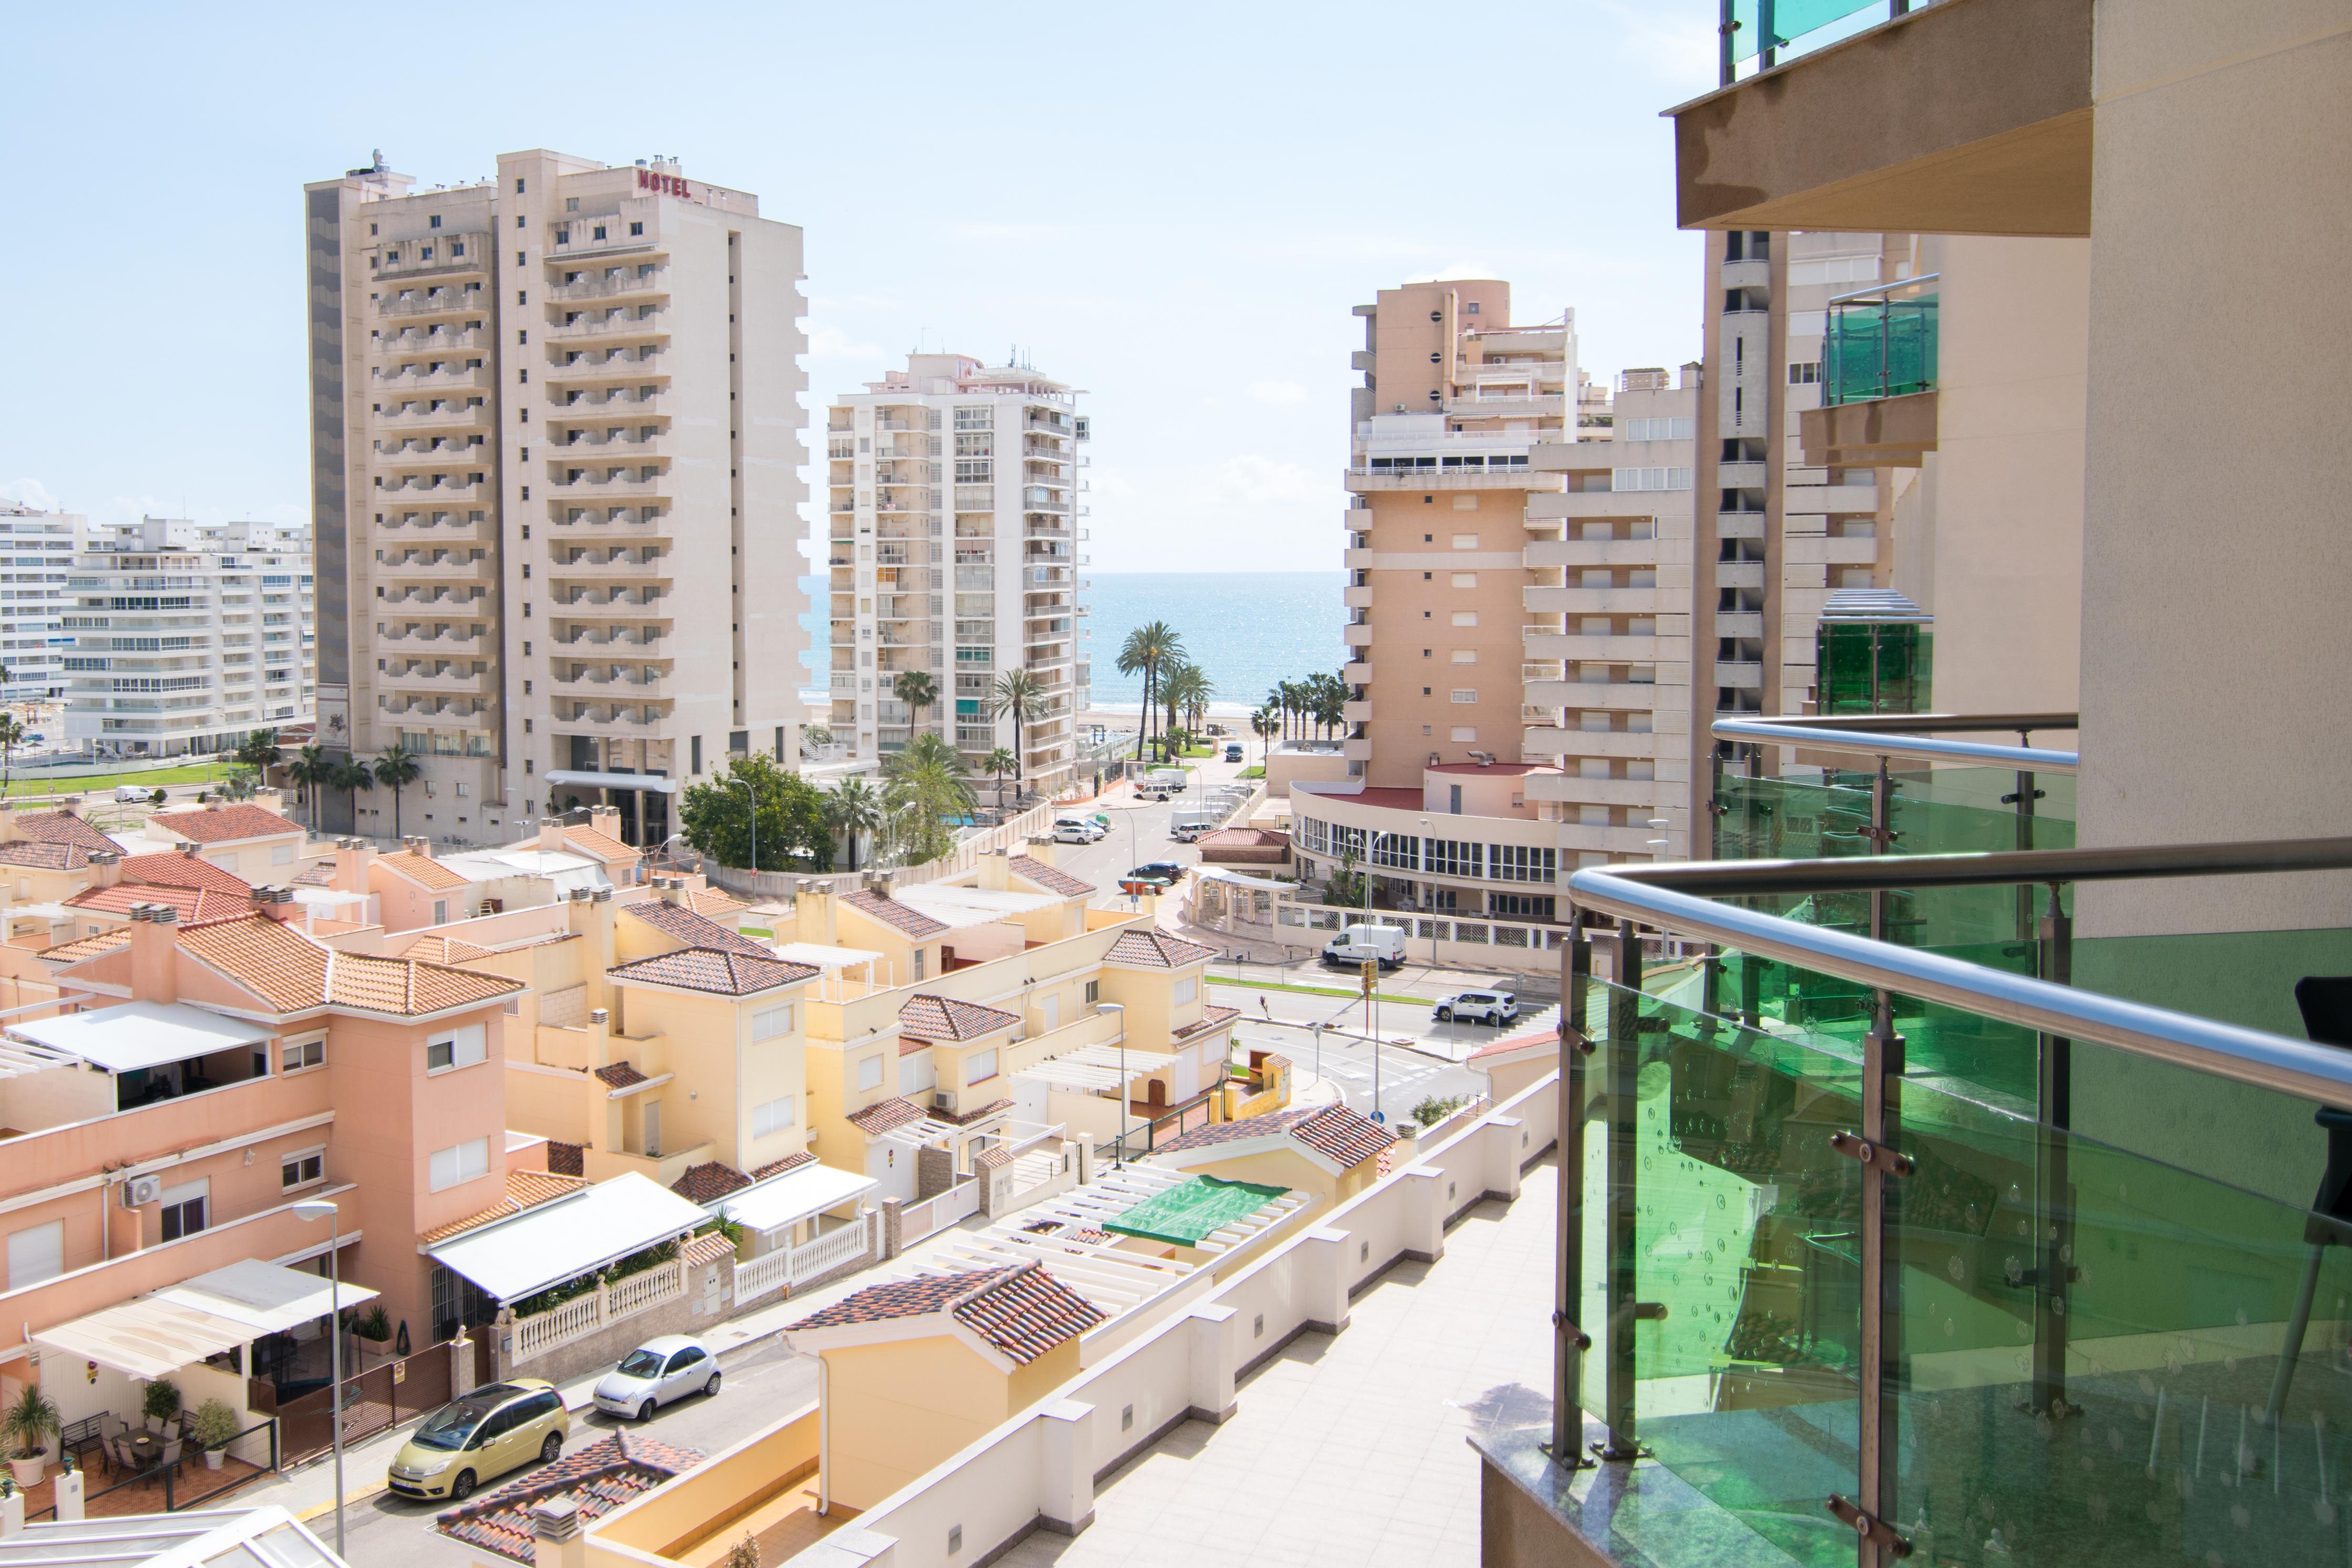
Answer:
xmin=1418 ymin=817 xmax=1438 ymax=969
xmin=725 ymin=776 xmax=757 ymax=874
xmin=291 ymin=1200 xmax=346 ymax=1557
xmin=1096 ymin=1002 xmax=1127 ymax=1162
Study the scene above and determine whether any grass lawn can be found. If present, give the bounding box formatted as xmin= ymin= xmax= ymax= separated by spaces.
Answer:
xmin=1206 ymin=976 xmax=1430 ymax=1006
xmin=4 ymin=761 xmax=232 ymax=799
xmin=1241 ymin=765 xmax=1266 ymax=778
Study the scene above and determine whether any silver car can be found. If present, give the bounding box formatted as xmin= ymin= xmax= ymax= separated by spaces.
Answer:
xmin=592 ymin=1335 xmax=720 ymax=1421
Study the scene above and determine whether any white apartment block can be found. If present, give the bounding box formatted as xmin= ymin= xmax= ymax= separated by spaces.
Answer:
xmin=0 ymin=506 xmax=79 ymax=706
xmin=825 ymin=354 xmax=1089 ymax=790
xmin=59 ymin=517 xmax=315 ymax=759
xmin=304 ymin=149 xmax=808 ymax=849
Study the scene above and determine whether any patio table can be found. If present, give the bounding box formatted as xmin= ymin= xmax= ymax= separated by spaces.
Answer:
xmin=126 ymin=1432 xmax=161 ymax=1471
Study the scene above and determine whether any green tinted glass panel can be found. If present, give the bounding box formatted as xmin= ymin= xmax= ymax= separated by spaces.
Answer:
xmin=1826 ymin=294 xmax=1939 ymax=404
xmin=1816 ymin=622 xmax=1934 ymax=715
xmin=1729 ymin=0 xmax=1887 ymax=64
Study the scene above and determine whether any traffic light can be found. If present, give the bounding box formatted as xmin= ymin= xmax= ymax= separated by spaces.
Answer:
xmin=1360 ymin=960 xmax=1377 ymax=998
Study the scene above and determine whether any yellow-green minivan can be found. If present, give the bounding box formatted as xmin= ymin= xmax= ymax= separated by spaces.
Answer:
xmin=386 ymin=1379 xmax=568 ymax=1501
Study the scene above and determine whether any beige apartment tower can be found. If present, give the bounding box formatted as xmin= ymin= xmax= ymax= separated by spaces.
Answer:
xmin=304 ymin=149 xmax=807 ymax=848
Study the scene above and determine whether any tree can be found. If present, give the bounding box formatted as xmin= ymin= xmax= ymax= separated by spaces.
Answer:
xmin=0 ymin=713 xmax=22 ymax=797
xmin=891 ymin=671 xmax=939 ymax=735
xmin=1162 ymin=662 xmax=1213 ymax=737
xmin=1116 ymin=622 xmax=1185 ymax=762
xmin=679 ymin=753 xmax=835 ymax=873
xmin=328 ymin=755 xmax=374 ymax=829
xmin=981 ymin=747 xmax=1018 ymax=806
xmin=987 ymin=669 xmax=1047 ymax=797
xmin=824 ymin=777 xmax=883 ymax=872
xmin=1251 ymin=706 xmax=1278 ymax=770
xmin=234 ymin=729 xmax=282 ymax=772
xmin=284 ymin=743 xmax=330 ymax=829
xmin=1310 ymin=671 xmax=1347 ymax=740
xmin=880 ymin=747 xmax=977 ymax=868
xmin=372 ymin=743 xmax=422 ymax=838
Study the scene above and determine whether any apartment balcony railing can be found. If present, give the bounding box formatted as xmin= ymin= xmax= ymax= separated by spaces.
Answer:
xmin=1519 ymin=708 xmax=2352 ymax=1568
xmin=546 ymin=267 xmax=668 ymax=304
xmin=379 ymin=287 xmax=488 ymax=319
xmin=1824 ymin=274 xmax=1940 ymax=406
xmin=545 ymin=347 xmax=668 ymax=382
xmin=550 ymin=389 xmax=668 ymax=418
xmin=378 ymin=329 xmax=488 ymax=358
xmin=1719 ymin=0 xmax=1922 ymax=81
xmin=545 ymin=309 xmax=671 ymax=344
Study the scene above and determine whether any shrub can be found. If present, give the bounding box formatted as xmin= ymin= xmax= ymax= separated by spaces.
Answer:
xmin=142 ymin=1379 xmax=181 ymax=1426
xmin=149 ymin=787 xmax=167 ymax=806
xmin=353 ymin=1304 xmax=392 ymax=1342
xmin=190 ymin=1399 xmax=240 ymax=1452
xmin=1411 ymin=1094 xmax=1466 ymax=1128
xmin=723 ymin=1533 xmax=760 ymax=1568
xmin=2 ymin=1384 xmax=59 ymax=1460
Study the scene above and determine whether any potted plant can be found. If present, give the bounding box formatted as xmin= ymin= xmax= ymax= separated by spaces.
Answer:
xmin=142 ymin=1377 xmax=181 ymax=1435
xmin=189 ymin=1400 xmax=239 ymax=1471
xmin=351 ymin=1304 xmax=393 ymax=1366
xmin=3 ymin=1383 xmax=59 ymax=1489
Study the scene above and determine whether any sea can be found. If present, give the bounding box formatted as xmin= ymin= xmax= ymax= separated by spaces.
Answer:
xmin=797 ymin=571 xmax=1344 ymax=716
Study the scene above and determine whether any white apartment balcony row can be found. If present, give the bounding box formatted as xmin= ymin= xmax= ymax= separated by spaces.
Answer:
xmin=550 ymin=387 xmax=669 ymax=418
xmin=1525 ymin=772 xmax=1681 ymax=811
xmin=552 ymin=505 xmax=666 ymax=530
xmin=376 ymin=399 xmax=490 ymax=430
xmin=1522 ymin=679 xmax=1680 ymax=712
xmin=552 ymin=628 xmax=664 ymax=653
xmin=554 ymin=704 xmax=671 ymax=736
xmin=1526 ymin=585 xmax=1666 ymax=614
xmin=1521 ymin=726 xmax=1660 ymax=761
xmin=379 ymin=284 xmax=489 ymax=319
xmin=554 ymin=587 xmax=670 ymax=616
xmin=377 ymin=626 xmax=489 ymax=650
xmin=375 ymin=510 xmax=486 ymax=535
xmin=1518 ymin=629 xmax=1680 ymax=663
xmin=548 ymin=551 xmax=673 ymax=582
xmin=548 ymin=265 xmax=669 ymax=304
xmin=548 ymin=471 xmax=667 ymax=500
xmin=545 ymin=307 xmax=670 ymax=344
xmin=379 ymin=664 xmax=491 ymax=691
xmin=374 ymin=435 xmax=488 ymax=462
xmin=373 ymin=550 xmax=492 ymax=577
xmin=550 ymin=431 xmax=667 ymax=458
xmin=379 ymin=696 xmax=492 ymax=725
xmin=545 ymin=346 xmax=668 ymax=383
xmin=1522 ymin=537 xmax=1659 ymax=569
xmin=552 ymin=668 xmax=672 ymax=693
xmin=376 ymin=364 xmax=492 ymax=394
xmin=377 ymin=327 xmax=488 ymax=360
xmin=1343 ymin=466 xmax=1564 ymax=495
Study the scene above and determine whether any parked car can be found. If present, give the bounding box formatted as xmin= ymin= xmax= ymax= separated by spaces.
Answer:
xmin=1127 ymin=862 xmax=1186 ymax=887
xmin=1434 ymin=991 xmax=1519 ymax=1027
xmin=593 ymin=1336 xmax=721 ymax=1422
xmin=386 ymin=1378 xmax=568 ymax=1502
xmin=1052 ymin=816 xmax=1106 ymax=844
xmin=1223 ymin=744 xmax=1244 ymax=762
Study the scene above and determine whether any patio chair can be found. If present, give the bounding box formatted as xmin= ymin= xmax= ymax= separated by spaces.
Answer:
xmin=161 ymin=1438 xmax=182 ymax=1474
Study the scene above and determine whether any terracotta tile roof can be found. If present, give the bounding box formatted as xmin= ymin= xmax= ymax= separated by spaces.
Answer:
xmin=375 ymin=849 xmax=473 ymax=890
xmin=671 ymin=1162 xmax=750 ymax=1203
xmin=684 ymin=886 xmax=748 ymax=919
xmin=897 ymin=992 xmax=1020 ymax=1043
xmin=1469 ymin=1028 xmax=1556 ymax=1061
xmin=841 ymin=889 xmax=948 ymax=939
xmin=595 ymin=1060 xmax=649 ymax=1090
xmin=1104 ymin=928 xmax=1218 ymax=969
xmin=1172 ymin=1005 xmax=1242 ymax=1043
xmin=11 ymin=811 xmax=116 ymax=854
xmin=388 ymin=931 xmax=497 ymax=965
xmin=607 ymin=946 xmax=817 ymax=997
xmin=560 ymin=825 xmax=638 ymax=864
xmin=975 ymin=1145 xmax=1015 ymax=1171
xmin=0 ymin=840 xmax=89 ymax=871
xmin=119 ymin=853 xmax=253 ymax=894
xmin=147 ymin=804 xmax=301 ymax=845
xmin=845 ymin=1097 xmax=927 ymax=1136
xmin=681 ymin=1231 xmax=737 ymax=1268
xmin=623 ymin=899 xmax=769 ymax=956
xmin=420 ymin=1170 xmax=590 ymax=1244
xmin=788 ymin=1260 xmax=1102 ymax=1365
xmin=1009 ymin=856 xmax=1093 ymax=899
xmin=63 ymin=884 xmax=249 ymax=923
xmin=434 ymin=1431 xmax=703 ymax=1564
xmin=290 ymin=860 xmax=337 ymax=887
xmin=173 ymin=913 xmax=523 ymax=1017
xmin=547 ymin=1141 xmax=585 ymax=1177
xmin=39 ymin=927 xmax=132 ymax=965
xmin=1153 ymin=1102 xmax=1395 ymax=1169
xmin=749 ymin=1151 xmax=816 ymax=1181
xmin=931 ymin=1096 xmax=1013 ymax=1128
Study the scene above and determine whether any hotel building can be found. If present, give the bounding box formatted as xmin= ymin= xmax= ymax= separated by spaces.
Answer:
xmin=303 ymin=149 xmax=809 ymax=849
xmin=59 ymin=517 xmax=315 ymax=759
xmin=0 ymin=505 xmax=80 ymax=706
xmin=825 ymin=354 xmax=1088 ymax=791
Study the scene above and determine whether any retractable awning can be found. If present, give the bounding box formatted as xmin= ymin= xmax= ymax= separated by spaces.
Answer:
xmin=543 ymin=770 xmax=678 ymax=795
xmin=425 ymin=1172 xmax=706 ymax=1304
xmin=1015 ymin=1043 xmax=1178 ymax=1093
xmin=6 ymin=1001 xmax=271 ymax=1076
xmin=715 ymin=1162 xmax=877 ymax=1235
xmin=33 ymin=1261 xmax=376 ymax=1381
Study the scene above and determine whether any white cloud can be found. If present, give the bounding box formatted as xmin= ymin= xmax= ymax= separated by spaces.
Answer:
xmin=1245 ymin=380 xmax=1310 ymax=408
xmin=0 ymin=478 xmax=58 ymax=510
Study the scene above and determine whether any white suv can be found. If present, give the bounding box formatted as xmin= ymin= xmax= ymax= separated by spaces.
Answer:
xmin=1434 ymin=991 xmax=1519 ymax=1027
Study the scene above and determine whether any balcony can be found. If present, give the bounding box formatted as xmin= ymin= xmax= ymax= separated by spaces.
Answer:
xmin=547 ymin=266 xmax=668 ymax=303
xmin=548 ymin=471 xmax=668 ymax=502
xmin=546 ymin=308 xmax=671 ymax=344
xmin=375 ymin=551 xmax=492 ymax=578
xmin=1342 ymin=583 xmax=1374 ymax=609
xmin=1523 ymin=537 xmax=1657 ymax=570
xmin=555 ymin=588 xmax=671 ymax=619
xmin=379 ymin=286 xmax=488 ymax=320
xmin=376 ymin=364 xmax=491 ymax=394
xmin=377 ymin=327 xmax=487 ymax=360
xmin=544 ymin=347 xmax=667 ymax=384
xmin=376 ymin=475 xmax=486 ymax=501
xmin=1520 ymin=725 xmax=1656 ymax=760
xmin=1716 ymin=560 xmax=1765 ymax=590
xmin=1668 ymin=0 xmax=2092 ymax=237
xmin=555 ymin=705 xmax=670 ymax=737
xmin=381 ymin=663 xmax=490 ymax=691
xmin=1345 ymin=464 xmax=1564 ymax=495
xmin=553 ymin=629 xmax=663 ymax=655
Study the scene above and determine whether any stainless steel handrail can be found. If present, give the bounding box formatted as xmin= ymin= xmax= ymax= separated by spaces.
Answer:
xmin=1568 ymin=836 xmax=2352 ymax=1104
xmin=1741 ymin=711 xmax=2078 ymax=736
xmin=1713 ymin=716 xmax=2079 ymax=771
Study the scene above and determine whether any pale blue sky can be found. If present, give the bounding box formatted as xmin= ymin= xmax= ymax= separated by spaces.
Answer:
xmin=0 ymin=1 xmax=1721 ymax=572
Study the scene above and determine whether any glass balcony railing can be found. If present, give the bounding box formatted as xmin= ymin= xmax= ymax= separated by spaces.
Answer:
xmin=1722 ymin=0 xmax=1929 ymax=81
xmin=1825 ymin=276 xmax=1940 ymax=406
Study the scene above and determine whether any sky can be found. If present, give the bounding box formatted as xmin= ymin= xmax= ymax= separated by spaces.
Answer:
xmin=0 ymin=2 xmax=1719 ymax=574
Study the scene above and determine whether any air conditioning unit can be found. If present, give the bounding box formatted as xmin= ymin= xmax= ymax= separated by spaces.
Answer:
xmin=121 ymin=1175 xmax=162 ymax=1208
xmin=932 ymin=1091 xmax=958 ymax=1114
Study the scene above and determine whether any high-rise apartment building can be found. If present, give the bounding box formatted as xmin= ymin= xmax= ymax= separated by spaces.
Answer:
xmin=304 ymin=149 xmax=807 ymax=848
xmin=59 ymin=517 xmax=315 ymax=758
xmin=824 ymin=354 xmax=1088 ymax=790
xmin=0 ymin=505 xmax=80 ymax=705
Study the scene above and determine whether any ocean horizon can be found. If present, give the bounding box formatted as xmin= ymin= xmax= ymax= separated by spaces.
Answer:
xmin=797 ymin=570 xmax=1344 ymax=715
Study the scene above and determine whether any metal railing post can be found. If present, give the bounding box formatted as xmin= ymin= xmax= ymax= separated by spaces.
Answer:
xmin=1760 ymin=0 xmax=1777 ymax=69
xmin=1720 ymin=0 xmax=1737 ymax=85
xmin=1857 ymin=757 xmax=1904 ymax=1563
xmin=1598 ymin=923 xmax=1645 ymax=1461
xmin=2032 ymin=883 xmax=2075 ymax=1418
xmin=1551 ymin=919 xmax=1594 ymax=1469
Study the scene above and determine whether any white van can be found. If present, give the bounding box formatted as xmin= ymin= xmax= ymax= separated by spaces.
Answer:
xmin=115 ymin=784 xmax=154 ymax=804
xmin=1322 ymin=924 xmax=1407 ymax=971
xmin=1148 ymin=768 xmax=1187 ymax=789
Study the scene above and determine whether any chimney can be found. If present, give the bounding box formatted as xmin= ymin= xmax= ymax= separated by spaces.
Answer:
xmin=797 ymin=883 xmax=837 ymax=947
xmin=129 ymin=905 xmax=179 ymax=1004
xmin=589 ymin=803 xmax=622 ymax=842
xmin=531 ymin=1497 xmax=586 ymax=1568
xmin=658 ymin=877 xmax=684 ymax=906
xmin=179 ymin=843 xmax=201 ymax=858
xmin=538 ymin=817 xmax=565 ymax=854
xmin=334 ymin=836 xmax=375 ymax=894
xmin=0 ymin=802 xmax=18 ymax=845
xmin=253 ymin=886 xmax=300 ymax=923
xmin=88 ymin=850 xmax=122 ymax=889
xmin=979 ymin=849 xmax=1010 ymax=893
xmin=1026 ymin=838 xmax=1057 ymax=868
xmin=566 ymin=887 xmax=617 ymax=1010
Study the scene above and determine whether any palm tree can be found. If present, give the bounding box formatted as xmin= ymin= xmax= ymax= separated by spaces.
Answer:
xmin=987 ymin=669 xmax=1047 ymax=798
xmin=0 ymin=713 xmax=22 ymax=797
xmin=1116 ymin=622 xmax=1185 ymax=762
xmin=891 ymin=670 xmax=939 ymax=735
xmin=1311 ymin=671 xmax=1347 ymax=740
xmin=372 ymin=743 xmax=423 ymax=838
xmin=981 ymin=747 xmax=1018 ymax=807
xmin=285 ymin=743 xmax=330 ymax=829
xmin=329 ymin=755 xmax=374 ymax=831
xmin=825 ymin=777 xmax=884 ymax=872
xmin=1251 ymin=706 xmax=1278 ymax=770
xmin=235 ymin=728 xmax=282 ymax=772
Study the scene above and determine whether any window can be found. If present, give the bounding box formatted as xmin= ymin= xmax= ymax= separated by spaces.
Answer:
xmin=1489 ymin=844 xmax=1559 ymax=884
xmin=857 ymin=1055 xmax=884 ymax=1092
xmin=1489 ymin=892 xmax=1558 ymax=921
xmin=6 ymin=1221 xmax=63 ymax=1290
xmin=432 ymin=899 xmax=449 ymax=925
xmin=629 ymin=221 xmax=643 ymax=235
xmin=1450 ymin=572 xmax=1477 ymax=588
xmin=1450 ymin=689 xmax=1478 ymax=703
xmin=159 ymin=1178 xmax=208 ymax=1243
xmin=280 ymin=1033 xmax=325 ymax=1073
xmin=1451 ymin=534 xmax=1479 ymax=549
xmin=752 ymin=1005 xmax=794 ymax=1041
xmin=280 ymin=1148 xmax=325 ymax=1191
xmin=1451 ymin=726 xmax=1478 ymax=742
xmin=965 ymin=1048 xmax=999 ymax=1084
xmin=1450 ymin=650 xmax=1476 ymax=664
xmin=592 ymin=226 xmax=607 ymax=240
xmin=1172 ymin=977 xmax=1197 ymax=1006
xmin=425 ymin=1023 xmax=486 ymax=1072
xmin=1451 ymin=611 xmax=1478 ymax=627
xmin=911 ymin=948 xmax=925 ymax=980
xmin=1083 ymin=979 xmax=1100 ymax=1005
xmin=954 ymin=406 xmax=993 ymax=431
xmin=1426 ymin=839 xmax=1482 ymax=878
xmin=271 ymin=842 xmax=296 ymax=866
xmin=751 ymin=1096 xmax=795 ymax=1137
xmin=429 ymin=1137 xmax=490 ymax=1192
xmin=1612 ymin=467 xmax=1693 ymax=492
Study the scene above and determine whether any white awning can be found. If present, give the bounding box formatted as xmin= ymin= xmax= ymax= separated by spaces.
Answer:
xmin=894 ymin=885 xmax=1061 ymax=927
xmin=425 ymin=1172 xmax=707 ymax=1304
xmin=544 ymin=770 xmax=678 ymax=796
xmin=770 ymin=942 xmax=887 ymax=970
xmin=5 ymin=1001 xmax=271 ymax=1076
xmin=1015 ymin=1042 xmax=1179 ymax=1092
xmin=33 ymin=1262 xmax=376 ymax=1381
xmin=715 ymin=1163 xmax=877 ymax=1235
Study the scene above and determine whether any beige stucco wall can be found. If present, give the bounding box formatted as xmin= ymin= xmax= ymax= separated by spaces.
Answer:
xmin=2074 ymin=1 xmax=2352 ymax=938
xmin=822 ymin=1337 xmax=1013 ymax=1510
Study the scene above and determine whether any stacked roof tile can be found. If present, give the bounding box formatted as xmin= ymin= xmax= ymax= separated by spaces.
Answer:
xmin=64 ymin=884 xmax=249 ymax=923
xmin=594 ymin=1061 xmax=649 ymax=1090
xmin=788 ymin=1260 xmax=1103 ymax=1364
xmin=1153 ymin=1102 xmax=1396 ymax=1169
xmin=163 ymin=913 xmax=523 ymax=1017
xmin=1171 ymin=1005 xmax=1242 ymax=1043
xmin=607 ymin=947 xmax=817 ymax=997
xmin=845 ymin=1097 xmax=927 ymax=1136
xmin=671 ymin=1162 xmax=751 ymax=1204
xmin=1009 ymin=856 xmax=1093 ymax=899
xmin=841 ymin=889 xmax=948 ymax=938
xmin=546 ymin=1141 xmax=586 ymax=1177
xmin=434 ymin=1431 xmax=703 ymax=1563
xmin=1104 ymin=929 xmax=1217 ymax=969
xmin=10 ymin=811 xmax=117 ymax=854
xmin=375 ymin=849 xmax=473 ymax=890
xmin=0 ymin=841 xmax=91 ymax=871
xmin=146 ymin=804 xmax=302 ymax=844
xmin=897 ymin=992 xmax=1021 ymax=1043
xmin=749 ymin=1150 xmax=817 ymax=1181
xmin=559 ymin=825 xmax=638 ymax=864
xmin=420 ymin=1170 xmax=589 ymax=1244
xmin=118 ymin=853 xmax=254 ymax=894
xmin=623 ymin=899 xmax=770 ymax=957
